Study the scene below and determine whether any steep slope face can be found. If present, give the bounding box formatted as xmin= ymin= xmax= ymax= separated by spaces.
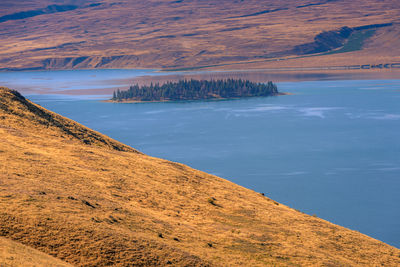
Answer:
xmin=0 ymin=236 xmax=72 ymax=267
xmin=1 ymin=86 xmax=400 ymax=266
xmin=0 ymin=0 xmax=399 ymax=70
xmin=0 ymin=88 xmax=136 ymax=153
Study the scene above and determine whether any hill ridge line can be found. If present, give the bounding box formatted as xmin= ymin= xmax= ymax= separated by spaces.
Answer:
xmin=0 ymin=87 xmax=138 ymax=153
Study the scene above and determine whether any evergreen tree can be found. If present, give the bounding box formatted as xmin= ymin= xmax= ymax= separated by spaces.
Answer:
xmin=112 ymin=79 xmax=279 ymax=102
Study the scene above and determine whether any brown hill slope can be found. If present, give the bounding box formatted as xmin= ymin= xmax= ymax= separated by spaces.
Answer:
xmin=0 ymin=236 xmax=72 ymax=267
xmin=1 ymin=86 xmax=400 ymax=266
xmin=0 ymin=0 xmax=399 ymax=71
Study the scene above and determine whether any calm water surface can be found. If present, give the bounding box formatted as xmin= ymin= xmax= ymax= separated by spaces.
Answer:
xmin=0 ymin=69 xmax=159 ymax=96
xmin=9 ymin=74 xmax=400 ymax=248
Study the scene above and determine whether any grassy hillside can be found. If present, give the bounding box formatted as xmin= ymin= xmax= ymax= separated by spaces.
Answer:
xmin=1 ymin=86 xmax=400 ymax=266
xmin=0 ymin=236 xmax=72 ymax=267
xmin=0 ymin=0 xmax=399 ymax=71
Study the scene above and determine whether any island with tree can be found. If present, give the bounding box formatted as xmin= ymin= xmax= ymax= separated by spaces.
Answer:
xmin=111 ymin=79 xmax=281 ymax=102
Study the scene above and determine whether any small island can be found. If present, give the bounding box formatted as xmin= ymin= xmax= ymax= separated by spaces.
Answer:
xmin=111 ymin=79 xmax=280 ymax=102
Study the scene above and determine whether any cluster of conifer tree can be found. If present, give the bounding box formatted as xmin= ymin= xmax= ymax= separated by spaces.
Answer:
xmin=112 ymin=79 xmax=279 ymax=102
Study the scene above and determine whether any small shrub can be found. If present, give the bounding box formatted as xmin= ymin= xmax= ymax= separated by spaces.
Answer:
xmin=91 ymin=217 xmax=101 ymax=223
xmin=82 ymin=200 xmax=96 ymax=208
xmin=208 ymin=197 xmax=216 ymax=205
xmin=207 ymin=197 xmax=221 ymax=207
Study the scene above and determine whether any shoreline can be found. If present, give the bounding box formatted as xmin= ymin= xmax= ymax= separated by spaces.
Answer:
xmin=2 ymin=69 xmax=399 ymax=97
xmin=103 ymin=92 xmax=291 ymax=104
xmin=1 ymin=64 xmax=399 ymax=73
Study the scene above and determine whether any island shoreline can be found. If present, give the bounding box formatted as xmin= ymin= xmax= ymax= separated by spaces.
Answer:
xmin=103 ymin=92 xmax=291 ymax=103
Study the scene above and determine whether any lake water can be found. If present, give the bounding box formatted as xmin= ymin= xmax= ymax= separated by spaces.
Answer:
xmin=1 ymin=70 xmax=399 ymax=248
xmin=0 ymin=69 xmax=160 ymax=96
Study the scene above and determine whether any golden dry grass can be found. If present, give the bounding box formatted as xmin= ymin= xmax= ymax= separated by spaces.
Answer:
xmin=1 ymin=86 xmax=400 ymax=266
xmin=0 ymin=0 xmax=399 ymax=71
xmin=0 ymin=236 xmax=72 ymax=267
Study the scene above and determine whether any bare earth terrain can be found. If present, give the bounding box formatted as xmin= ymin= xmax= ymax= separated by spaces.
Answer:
xmin=0 ymin=0 xmax=399 ymax=71
xmin=1 ymin=87 xmax=400 ymax=265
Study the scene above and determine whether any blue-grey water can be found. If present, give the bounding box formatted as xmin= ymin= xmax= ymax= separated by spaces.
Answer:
xmin=2 ymin=71 xmax=399 ymax=248
xmin=0 ymin=69 xmax=159 ymax=96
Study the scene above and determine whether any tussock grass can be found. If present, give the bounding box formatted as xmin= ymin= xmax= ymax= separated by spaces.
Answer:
xmin=0 ymin=236 xmax=72 ymax=267
xmin=0 ymin=1 xmax=399 ymax=71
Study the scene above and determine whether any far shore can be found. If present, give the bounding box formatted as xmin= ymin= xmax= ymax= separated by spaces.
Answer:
xmin=2 ymin=68 xmax=399 ymax=97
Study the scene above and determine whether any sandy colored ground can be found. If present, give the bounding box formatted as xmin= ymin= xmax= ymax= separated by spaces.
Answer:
xmin=0 ymin=0 xmax=399 ymax=71
xmin=0 ymin=236 xmax=72 ymax=267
